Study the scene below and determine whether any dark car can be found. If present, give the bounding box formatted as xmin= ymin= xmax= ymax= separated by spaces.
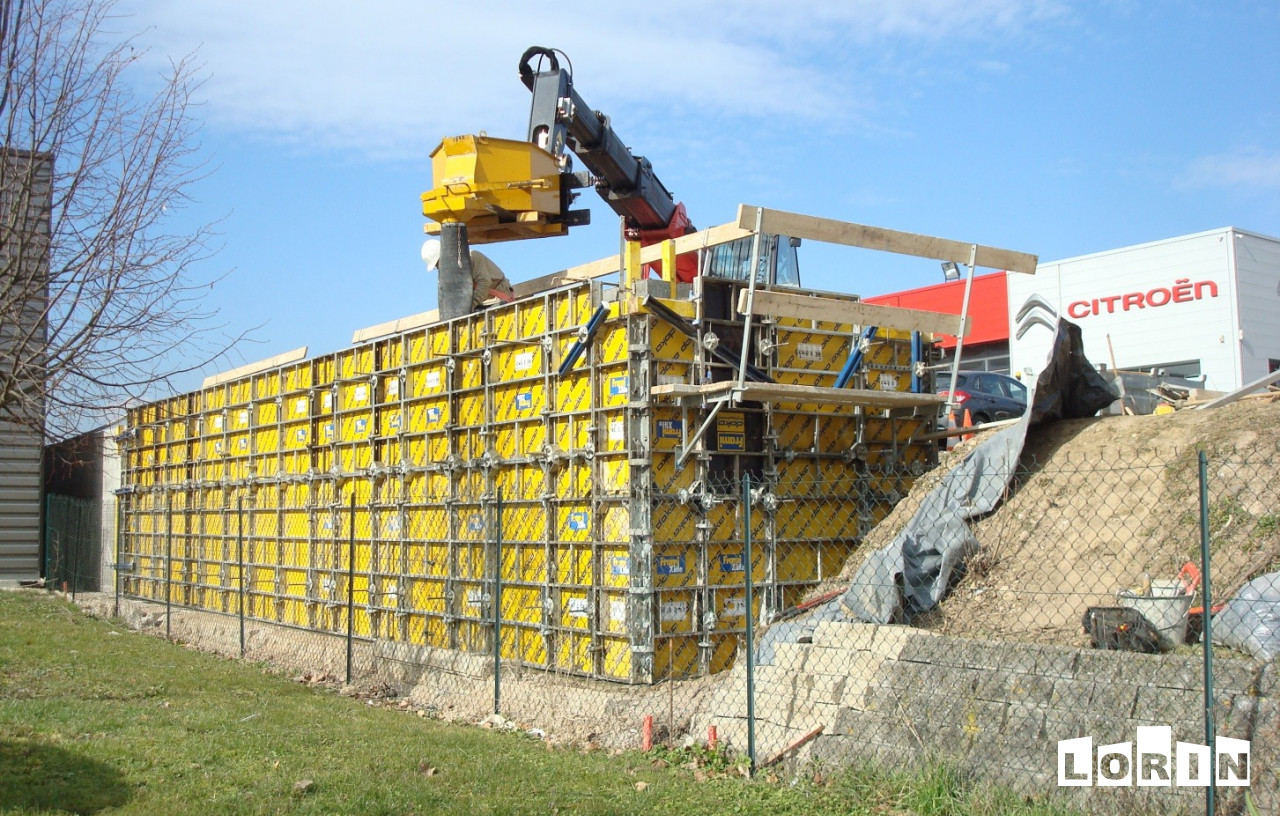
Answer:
xmin=937 ymin=370 xmax=1028 ymax=424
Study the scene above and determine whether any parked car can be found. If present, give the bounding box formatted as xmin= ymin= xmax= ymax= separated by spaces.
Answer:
xmin=937 ymin=370 xmax=1028 ymax=425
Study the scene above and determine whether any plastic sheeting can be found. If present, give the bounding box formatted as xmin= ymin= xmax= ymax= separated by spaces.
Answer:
xmin=1212 ymin=572 xmax=1280 ymax=662
xmin=841 ymin=319 xmax=1118 ymax=625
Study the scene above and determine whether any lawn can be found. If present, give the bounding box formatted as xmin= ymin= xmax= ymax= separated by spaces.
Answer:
xmin=0 ymin=590 xmax=1076 ymax=815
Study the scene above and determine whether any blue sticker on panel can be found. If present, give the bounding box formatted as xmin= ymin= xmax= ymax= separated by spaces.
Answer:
xmin=516 ymin=392 xmax=533 ymax=411
xmin=656 ymin=554 xmax=686 ymax=575
xmin=567 ymin=511 xmax=589 ymax=532
xmin=355 ymin=417 xmax=368 ymax=435
xmin=426 ymin=407 xmax=441 ymax=424
xmin=467 ymin=515 xmax=484 ymax=533
xmin=608 ymin=375 xmax=628 ymax=397
xmin=716 ymin=553 xmax=745 ymax=573
xmin=610 ymin=556 xmax=630 ymax=576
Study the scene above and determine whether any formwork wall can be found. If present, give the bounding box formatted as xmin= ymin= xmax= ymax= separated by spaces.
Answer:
xmin=118 ymin=279 xmax=938 ymax=683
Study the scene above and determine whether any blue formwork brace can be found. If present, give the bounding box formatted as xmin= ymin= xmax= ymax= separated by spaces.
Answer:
xmin=556 ymin=304 xmax=610 ymax=376
xmin=834 ymin=326 xmax=879 ymax=389
xmin=910 ymin=331 xmax=923 ymax=392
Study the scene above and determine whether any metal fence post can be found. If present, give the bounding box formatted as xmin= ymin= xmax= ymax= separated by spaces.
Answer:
xmin=743 ymin=472 xmax=756 ymax=777
xmin=346 ymin=490 xmax=356 ymax=686
xmin=165 ymin=491 xmax=173 ymax=642
xmin=494 ymin=487 xmax=503 ymax=716
xmin=238 ymin=495 xmax=246 ymax=659
xmin=114 ymin=495 xmax=122 ymax=618
xmin=1198 ymin=450 xmax=1216 ymax=815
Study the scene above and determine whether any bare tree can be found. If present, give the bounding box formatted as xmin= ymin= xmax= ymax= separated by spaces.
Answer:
xmin=1 ymin=0 xmax=236 ymax=441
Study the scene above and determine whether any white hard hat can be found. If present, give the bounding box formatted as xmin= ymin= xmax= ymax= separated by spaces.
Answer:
xmin=421 ymin=238 xmax=441 ymax=270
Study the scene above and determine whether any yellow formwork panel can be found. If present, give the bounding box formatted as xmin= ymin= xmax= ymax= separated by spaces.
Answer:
xmin=406 ymin=363 xmax=448 ymax=399
xmin=653 ymin=634 xmax=701 ymax=680
xmin=600 ymin=504 xmax=629 ymax=544
xmin=497 ymin=503 xmax=546 ymax=543
xmin=599 ymin=458 xmax=629 ymax=495
xmin=652 ymin=505 xmax=702 ymax=546
xmin=337 ymin=346 xmax=374 ymax=381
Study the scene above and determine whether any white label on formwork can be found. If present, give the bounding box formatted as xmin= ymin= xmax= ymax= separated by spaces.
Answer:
xmin=212 ymin=415 xmax=223 ymax=430
xmin=387 ymin=378 xmax=399 ymax=398
xmin=568 ymin=597 xmax=589 ymax=618
xmin=723 ymin=597 xmax=747 ymax=617
xmin=878 ymin=373 xmax=899 ymax=391
xmin=238 ymin=409 xmax=249 ymax=424
xmin=426 ymin=371 xmax=441 ymax=389
xmin=656 ymin=373 xmax=683 ymax=386
xmin=608 ymin=417 xmax=625 ymax=442
xmin=467 ymin=590 xmax=483 ymax=607
xmin=660 ymin=600 xmax=688 ymax=623
xmin=515 ymin=351 xmax=534 ymax=372
xmin=294 ymin=398 xmax=308 ymax=416
xmin=796 ymin=343 xmax=823 ymax=361
xmin=354 ymin=384 xmax=368 ymax=403
xmin=322 ymin=392 xmax=333 ymax=411
xmin=610 ymin=600 xmax=627 ymax=623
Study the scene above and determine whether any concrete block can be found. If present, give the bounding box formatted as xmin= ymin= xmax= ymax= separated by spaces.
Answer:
xmin=972 ymin=669 xmax=1014 ymax=702
xmin=813 ymin=620 xmax=879 ymax=652
xmin=1209 ymin=658 xmax=1260 ymax=696
xmin=770 ymin=642 xmax=810 ymax=674
xmin=1073 ymin=649 xmax=1133 ymax=684
xmin=1042 ymin=708 xmax=1091 ymax=743
xmin=870 ymin=624 xmax=930 ymax=660
xmin=956 ymin=699 xmax=1008 ymax=742
xmin=1003 ymin=700 xmax=1047 ymax=741
xmin=1088 ymin=682 xmax=1139 ymax=717
xmin=1034 ymin=650 xmax=1080 ymax=680
xmin=812 ymin=733 xmax=872 ymax=766
xmin=754 ymin=664 xmax=799 ymax=695
xmin=955 ymin=641 xmax=1005 ymax=672
xmin=897 ymin=633 xmax=960 ymax=664
xmin=995 ymin=643 xmax=1040 ymax=675
xmin=1047 ymin=677 xmax=1095 ymax=710
xmin=1133 ymin=685 xmax=1201 ymax=723
xmin=1006 ymin=672 xmax=1056 ymax=705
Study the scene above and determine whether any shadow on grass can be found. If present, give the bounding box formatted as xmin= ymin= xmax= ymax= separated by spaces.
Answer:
xmin=0 ymin=740 xmax=132 ymax=814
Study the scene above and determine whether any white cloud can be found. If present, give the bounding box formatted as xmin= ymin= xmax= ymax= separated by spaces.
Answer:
xmin=1183 ymin=149 xmax=1280 ymax=192
xmin=116 ymin=0 xmax=1066 ymax=160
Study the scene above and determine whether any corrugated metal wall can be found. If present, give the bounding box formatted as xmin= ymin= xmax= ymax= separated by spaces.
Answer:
xmin=0 ymin=148 xmax=52 ymax=585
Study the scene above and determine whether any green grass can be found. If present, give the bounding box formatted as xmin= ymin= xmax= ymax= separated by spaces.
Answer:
xmin=0 ymin=591 xmax=1076 ymax=815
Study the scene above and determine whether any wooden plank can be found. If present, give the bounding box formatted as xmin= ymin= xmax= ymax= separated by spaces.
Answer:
xmin=737 ymin=288 xmax=970 ymax=337
xmin=1195 ymin=368 xmax=1280 ymax=411
xmin=651 ymin=381 xmax=944 ymax=410
xmin=736 ymin=205 xmax=1038 ymax=275
xmin=202 ymin=347 xmax=308 ymax=388
xmin=350 ymin=310 xmax=438 ymax=344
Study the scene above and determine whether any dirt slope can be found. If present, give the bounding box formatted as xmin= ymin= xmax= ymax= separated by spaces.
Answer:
xmin=838 ymin=394 xmax=1280 ymax=647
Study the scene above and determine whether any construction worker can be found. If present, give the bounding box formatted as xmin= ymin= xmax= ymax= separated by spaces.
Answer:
xmin=420 ymin=238 xmax=515 ymax=308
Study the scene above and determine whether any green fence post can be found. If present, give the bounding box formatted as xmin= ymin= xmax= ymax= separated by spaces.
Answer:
xmin=165 ymin=491 xmax=173 ymax=641
xmin=744 ymin=472 xmax=756 ymax=777
xmin=494 ymin=487 xmax=503 ymax=716
xmin=238 ymin=495 xmax=246 ymax=659
xmin=346 ymin=490 xmax=356 ymax=686
xmin=1198 ymin=450 xmax=1216 ymax=816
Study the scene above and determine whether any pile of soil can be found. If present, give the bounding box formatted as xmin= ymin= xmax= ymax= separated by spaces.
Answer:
xmin=838 ymin=394 xmax=1280 ymax=647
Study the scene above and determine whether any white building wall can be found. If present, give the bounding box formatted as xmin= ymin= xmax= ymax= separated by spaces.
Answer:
xmin=1009 ymin=229 xmax=1247 ymax=392
xmin=1231 ymin=231 xmax=1280 ymax=383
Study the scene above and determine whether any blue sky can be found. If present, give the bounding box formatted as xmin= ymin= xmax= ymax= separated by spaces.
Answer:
xmin=113 ymin=0 xmax=1280 ymax=394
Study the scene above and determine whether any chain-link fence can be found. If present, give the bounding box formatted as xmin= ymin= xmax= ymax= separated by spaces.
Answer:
xmin=115 ymin=442 xmax=1276 ymax=813
xmin=44 ymin=493 xmax=101 ymax=597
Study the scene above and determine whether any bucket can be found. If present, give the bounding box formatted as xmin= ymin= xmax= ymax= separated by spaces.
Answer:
xmin=1117 ymin=579 xmax=1194 ymax=648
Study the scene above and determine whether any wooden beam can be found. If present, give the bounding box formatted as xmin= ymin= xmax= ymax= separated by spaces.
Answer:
xmin=350 ymin=310 xmax=438 ymax=344
xmin=735 ymin=205 xmax=1038 ymax=275
xmin=202 ymin=347 xmax=308 ymax=388
xmin=1195 ymin=368 xmax=1280 ymax=411
xmin=737 ymin=288 xmax=970 ymax=337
